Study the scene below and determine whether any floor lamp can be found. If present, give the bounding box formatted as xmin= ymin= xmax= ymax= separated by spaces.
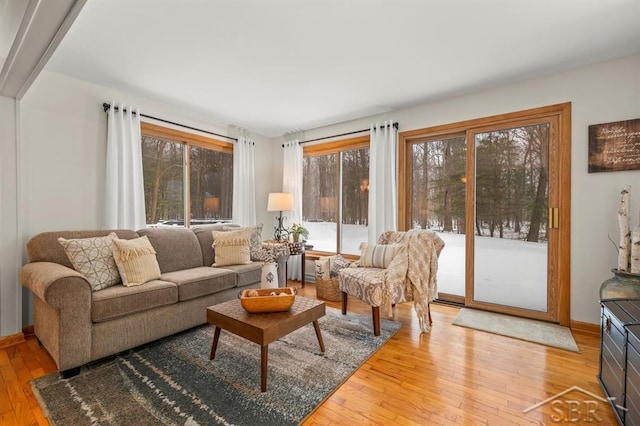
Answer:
xmin=267 ymin=192 xmax=293 ymax=242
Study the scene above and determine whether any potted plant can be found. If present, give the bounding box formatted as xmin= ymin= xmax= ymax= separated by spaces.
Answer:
xmin=288 ymin=223 xmax=310 ymax=242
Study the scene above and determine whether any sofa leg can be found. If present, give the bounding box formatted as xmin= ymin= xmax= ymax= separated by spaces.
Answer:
xmin=372 ymin=306 xmax=381 ymax=336
xmin=341 ymin=291 xmax=348 ymax=315
xmin=428 ymin=303 xmax=432 ymax=324
xmin=61 ymin=366 xmax=81 ymax=379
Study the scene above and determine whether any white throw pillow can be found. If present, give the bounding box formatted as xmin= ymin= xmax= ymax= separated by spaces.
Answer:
xmin=211 ymin=230 xmax=252 ymax=266
xmin=315 ymin=259 xmax=331 ymax=279
xmin=359 ymin=243 xmax=401 ymax=268
xmin=111 ymin=236 xmax=161 ymax=287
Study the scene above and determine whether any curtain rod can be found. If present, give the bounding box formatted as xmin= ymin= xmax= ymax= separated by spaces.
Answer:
xmin=102 ymin=103 xmax=238 ymax=142
xmin=281 ymin=122 xmax=398 ymax=147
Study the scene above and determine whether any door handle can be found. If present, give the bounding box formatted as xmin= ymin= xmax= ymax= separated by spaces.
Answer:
xmin=548 ymin=207 xmax=559 ymax=229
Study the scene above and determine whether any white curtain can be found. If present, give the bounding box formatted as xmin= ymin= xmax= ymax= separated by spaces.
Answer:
xmin=232 ymin=129 xmax=256 ymax=226
xmin=283 ymin=140 xmax=304 ymax=280
xmin=368 ymin=121 xmax=398 ymax=243
xmin=105 ymin=103 xmax=146 ymax=230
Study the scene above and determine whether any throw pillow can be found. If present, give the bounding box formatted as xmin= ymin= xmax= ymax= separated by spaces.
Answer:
xmin=330 ymin=255 xmax=351 ymax=276
xmin=58 ymin=233 xmax=121 ymax=291
xmin=111 ymin=236 xmax=161 ymax=287
xmin=359 ymin=243 xmax=401 ymax=268
xmin=315 ymin=259 xmax=330 ymax=280
xmin=211 ymin=230 xmax=252 ymax=267
xmin=223 ymin=224 xmax=264 ymax=260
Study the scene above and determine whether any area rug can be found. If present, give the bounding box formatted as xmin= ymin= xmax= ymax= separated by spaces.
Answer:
xmin=452 ymin=308 xmax=580 ymax=353
xmin=31 ymin=308 xmax=401 ymax=426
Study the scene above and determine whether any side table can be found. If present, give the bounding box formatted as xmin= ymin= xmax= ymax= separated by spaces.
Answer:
xmin=287 ymin=242 xmax=306 ymax=288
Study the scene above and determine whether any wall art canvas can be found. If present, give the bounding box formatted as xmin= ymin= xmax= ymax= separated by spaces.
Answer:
xmin=589 ymin=118 xmax=640 ymax=173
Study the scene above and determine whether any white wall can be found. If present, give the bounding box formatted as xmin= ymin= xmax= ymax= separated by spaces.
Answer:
xmin=0 ymin=95 xmax=21 ymax=336
xmin=273 ymin=53 xmax=640 ymax=324
xmin=16 ymin=70 xmax=275 ymax=326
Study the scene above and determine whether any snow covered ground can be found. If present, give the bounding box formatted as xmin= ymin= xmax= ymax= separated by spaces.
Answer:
xmin=304 ymin=222 xmax=547 ymax=312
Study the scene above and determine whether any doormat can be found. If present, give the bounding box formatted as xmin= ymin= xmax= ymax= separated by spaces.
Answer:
xmin=453 ymin=308 xmax=580 ymax=353
xmin=31 ymin=308 xmax=401 ymax=425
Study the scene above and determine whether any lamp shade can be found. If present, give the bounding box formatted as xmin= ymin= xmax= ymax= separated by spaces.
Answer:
xmin=267 ymin=192 xmax=293 ymax=212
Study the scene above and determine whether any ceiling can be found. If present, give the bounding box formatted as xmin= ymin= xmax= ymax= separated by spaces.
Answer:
xmin=43 ymin=0 xmax=640 ymax=137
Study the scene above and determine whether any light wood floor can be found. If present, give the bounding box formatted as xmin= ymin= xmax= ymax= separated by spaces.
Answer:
xmin=0 ymin=283 xmax=616 ymax=425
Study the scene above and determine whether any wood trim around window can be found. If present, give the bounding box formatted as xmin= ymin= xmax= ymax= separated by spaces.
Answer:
xmin=303 ymin=135 xmax=370 ymax=156
xmin=141 ymin=122 xmax=233 ymax=153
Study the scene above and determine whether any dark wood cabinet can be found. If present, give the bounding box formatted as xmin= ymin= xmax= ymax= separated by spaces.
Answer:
xmin=600 ymin=300 xmax=640 ymax=425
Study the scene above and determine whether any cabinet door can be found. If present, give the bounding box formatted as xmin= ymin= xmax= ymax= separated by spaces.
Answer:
xmin=601 ymin=309 xmax=626 ymax=421
xmin=627 ymin=343 xmax=640 ymax=425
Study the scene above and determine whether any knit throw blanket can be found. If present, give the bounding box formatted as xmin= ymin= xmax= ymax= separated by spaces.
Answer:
xmin=379 ymin=229 xmax=445 ymax=333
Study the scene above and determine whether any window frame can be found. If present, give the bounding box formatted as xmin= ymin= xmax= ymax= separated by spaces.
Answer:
xmin=140 ymin=122 xmax=234 ymax=228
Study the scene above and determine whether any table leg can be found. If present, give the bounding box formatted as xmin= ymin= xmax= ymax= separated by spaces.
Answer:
xmin=261 ymin=345 xmax=268 ymax=392
xmin=312 ymin=320 xmax=325 ymax=352
xmin=210 ymin=326 xmax=221 ymax=360
xmin=301 ymin=252 xmax=306 ymax=288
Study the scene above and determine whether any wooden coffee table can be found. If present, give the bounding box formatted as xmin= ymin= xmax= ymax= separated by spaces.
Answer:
xmin=206 ymin=296 xmax=326 ymax=392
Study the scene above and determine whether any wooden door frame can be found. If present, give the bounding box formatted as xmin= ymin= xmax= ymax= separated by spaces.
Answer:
xmin=398 ymin=103 xmax=571 ymax=326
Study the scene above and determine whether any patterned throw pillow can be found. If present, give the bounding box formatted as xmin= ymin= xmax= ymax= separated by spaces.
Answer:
xmin=359 ymin=243 xmax=401 ymax=268
xmin=111 ymin=236 xmax=161 ymax=287
xmin=315 ymin=259 xmax=331 ymax=279
xmin=330 ymin=255 xmax=351 ymax=277
xmin=211 ymin=230 xmax=252 ymax=267
xmin=58 ymin=233 xmax=121 ymax=291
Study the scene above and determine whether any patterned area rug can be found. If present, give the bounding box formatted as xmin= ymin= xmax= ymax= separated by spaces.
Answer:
xmin=31 ymin=308 xmax=401 ymax=425
xmin=453 ymin=308 xmax=580 ymax=353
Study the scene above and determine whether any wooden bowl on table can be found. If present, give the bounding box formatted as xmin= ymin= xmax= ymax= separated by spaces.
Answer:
xmin=240 ymin=287 xmax=296 ymax=313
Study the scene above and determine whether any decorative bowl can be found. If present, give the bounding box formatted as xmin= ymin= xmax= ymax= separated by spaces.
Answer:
xmin=239 ymin=287 xmax=296 ymax=313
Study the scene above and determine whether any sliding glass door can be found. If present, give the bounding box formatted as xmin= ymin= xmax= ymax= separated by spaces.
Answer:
xmin=469 ymin=122 xmax=551 ymax=314
xmin=401 ymin=104 xmax=570 ymax=325
xmin=409 ymin=135 xmax=466 ymax=302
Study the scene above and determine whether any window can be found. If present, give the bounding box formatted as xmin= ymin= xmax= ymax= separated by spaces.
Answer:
xmin=302 ymin=136 xmax=369 ymax=255
xmin=141 ymin=122 xmax=233 ymax=227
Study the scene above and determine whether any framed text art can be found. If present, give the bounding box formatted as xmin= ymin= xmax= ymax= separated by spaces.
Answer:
xmin=589 ymin=118 xmax=640 ymax=173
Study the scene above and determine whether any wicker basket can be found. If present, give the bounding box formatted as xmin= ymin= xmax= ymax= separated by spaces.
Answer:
xmin=316 ymin=276 xmax=341 ymax=302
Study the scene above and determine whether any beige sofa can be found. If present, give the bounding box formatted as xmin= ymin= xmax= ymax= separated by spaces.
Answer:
xmin=19 ymin=224 xmax=283 ymax=377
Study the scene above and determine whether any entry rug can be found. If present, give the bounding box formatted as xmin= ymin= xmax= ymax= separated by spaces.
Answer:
xmin=31 ymin=308 xmax=401 ymax=426
xmin=453 ymin=308 xmax=580 ymax=353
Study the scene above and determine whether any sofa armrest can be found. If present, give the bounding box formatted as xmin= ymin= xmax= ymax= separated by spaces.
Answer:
xmin=20 ymin=262 xmax=91 ymax=305
xmin=19 ymin=262 xmax=93 ymax=371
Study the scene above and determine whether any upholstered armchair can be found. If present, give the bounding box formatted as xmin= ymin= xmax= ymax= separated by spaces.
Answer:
xmin=339 ymin=229 xmax=445 ymax=335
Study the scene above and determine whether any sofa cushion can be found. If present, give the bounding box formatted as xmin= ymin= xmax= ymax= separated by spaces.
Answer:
xmin=112 ymin=236 xmax=162 ymax=286
xmin=191 ymin=224 xmax=238 ymax=267
xmin=91 ymin=280 xmax=178 ymax=322
xmin=58 ymin=232 xmax=121 ymax=291
xmin=217 ymin=262 xmax=262 ymax=287
xmin=160 ymin=267 xmax=236 ymax=302
xmin=137 ymin=227 xmax=203 ymax=273
xmin=339 ymin=267 xmax=411 ymax=306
